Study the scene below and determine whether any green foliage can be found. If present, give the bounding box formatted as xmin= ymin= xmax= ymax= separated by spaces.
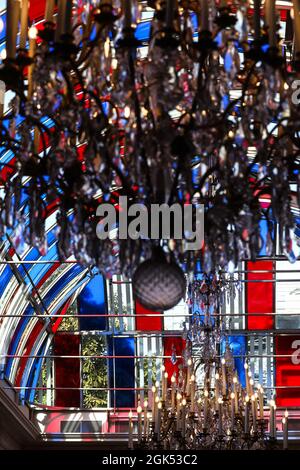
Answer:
xmin=82 ymin=334 xmax=108 ymax=408
xmin=58 ymin=301 xmax=79 ymax=331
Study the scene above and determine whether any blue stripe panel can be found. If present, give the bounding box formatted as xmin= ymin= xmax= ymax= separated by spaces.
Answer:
xmin=259 ymin=217 xmax=275 ymax=256
xmin=221 ymin=335 xmax=246 ymax=388
xmin=25 ymin=338 xmax=48 ymax=403
xmin=4 ymin=267 xmax=91 ymax=378
xmin=107 ymin=337 xmax=135 ymax=408
xmin=77 ymin=273 xmax=107 ymax=331
xmin=0 ymin=265 xmax=13 ymax=296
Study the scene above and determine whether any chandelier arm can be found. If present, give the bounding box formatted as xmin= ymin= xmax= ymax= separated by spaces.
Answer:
xmin=75 ymin=23 xmax=108 ymax=68
xmin=86 ymin=89 xmax=111 ymax=127
xmin=101 ymin=144 xmax=136 ymax=199
xmin=195 ymin=164 xmax=219 ymax=194
xmin=26 ymin=118 xmax=54 ymax=161
xmin=69 ymin=58 xmax=89 ymax=104
xmin=61 ymin=68 xmax=79 ymax=108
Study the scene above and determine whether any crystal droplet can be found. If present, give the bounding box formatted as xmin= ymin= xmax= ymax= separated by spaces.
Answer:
xmin=171 ymin=346 xmax=177 ymax=365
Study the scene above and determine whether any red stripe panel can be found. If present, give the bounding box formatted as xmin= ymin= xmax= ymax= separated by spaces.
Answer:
xmin=163 ymin=337 xmax=186 ymax=385
xmin=51 ymin=299 xmax=72 ymax=333
xmin=246 ymin=261 xmax=274 ymax=330
xmin=29 ymin=1 xmax=46 ymax=21
xmin=275 ymin=335 xmax=300 ymax=407
xmin=36 ymin=262 xmax=60 ymax=290
xmin=135 ymin=300 xmax=162 ymax=331
xmin=53 ymin=333 xmax=80 ymax=407
xmin=15 ymin=321 xmax=44 ymax=386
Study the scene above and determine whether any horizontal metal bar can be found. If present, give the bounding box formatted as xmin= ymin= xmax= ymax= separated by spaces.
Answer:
xmin=0 ymin=312 xmax=300 ymax=317
xmin=48 ymin=330 xmax=300 ymax=336
xmin=3 ymin=385 xmax=300 ymax=391
xmin=0 ymin=354 xmax=297 ymax=359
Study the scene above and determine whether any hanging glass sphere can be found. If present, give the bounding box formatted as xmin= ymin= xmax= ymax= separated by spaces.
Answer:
xmin=132 ymin=253 xmax=186 ymax=311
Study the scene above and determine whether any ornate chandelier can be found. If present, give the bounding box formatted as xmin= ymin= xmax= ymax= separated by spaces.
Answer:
xmin=130 ymin=355 xmax=289 ymax=450
xmin=128 ymin=275 xmax=289 ymax=450
xmin=0 ymin=0 xmax=300 ymax=279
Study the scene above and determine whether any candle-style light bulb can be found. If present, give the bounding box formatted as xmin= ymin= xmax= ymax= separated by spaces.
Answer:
xmin=293 ymin=0 xmax=300 ymax=53
xmin=254 ymin=0 xmax=261 ymax=42
xmin=171 ymin=375 xmax=176 ymax=412
xmin=6 ymin=0 xmax=21 ymax=59
xmin=45 ymin=0 xmax=55 ymax=23
xmin=251 ymin=394 xmax=258 ymax=433
xmin=221 ymin=358 xmax=226 ymax=395
xmin=27 ymin=26 xmax=38 ymax=98
xmin=0 ymin=80 xmax=5 ymax=117
xmin=55 ymin=0 xmax=73 ymax=42
xmin=123 ymin=0 xmax=132 ymax=29
xmin=282 ymin=410 xmax=289 ymax=450
xmin=128 ymin=410 xmax=133 ymax=449
xmin=230 ymin=391 xmax=235 ymax=429
xmin=19 ymin=0 xmax=29 ymax=49
xmin=137 ymin=405 xmax=142 ymax=442
xmin=244 ymin=395 xmax=250 ymax=434
xmin=200 ymin=0 xmax=209 ymax=31
xmin=155 ymin=401 xmax=162 ymax=438
xmin=265 ymin=0 xmax=277 ymax=48
xmin=165 ymin=0 xmax=175 ymax=29
xmin=218 ymin=397 xmax=223 ymax=435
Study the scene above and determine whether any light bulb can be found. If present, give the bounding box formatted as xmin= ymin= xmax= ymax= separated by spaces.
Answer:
xmin=111 ymin=58 xmax=118 ymax=70
xmin=124 ymin=106 xmax=131 ymax=119
xmin=28 ymin=26 xmax=38 ymax=40
xmin=104 ymin=38 xmax=110 ymax=58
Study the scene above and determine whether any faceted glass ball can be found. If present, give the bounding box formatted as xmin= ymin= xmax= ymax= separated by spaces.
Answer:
xmin=132 ymin=258 xmax=186 ymax=311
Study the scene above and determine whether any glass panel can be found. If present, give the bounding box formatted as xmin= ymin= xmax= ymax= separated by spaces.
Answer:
xmin=276 ymin=260 xmax=300 ymax=329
